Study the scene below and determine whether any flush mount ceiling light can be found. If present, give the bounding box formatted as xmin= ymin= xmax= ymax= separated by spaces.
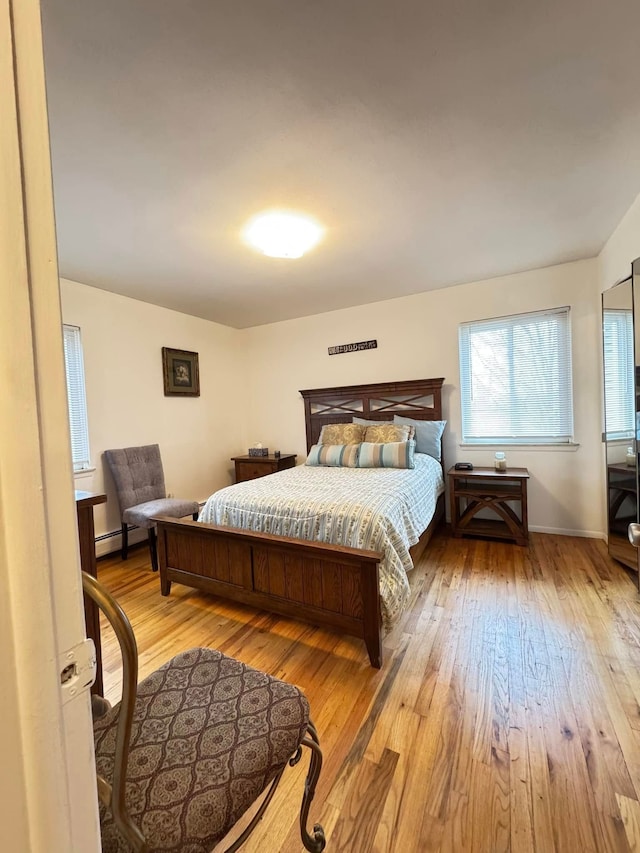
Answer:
xmin=243 ymin=210 xmax=324 ymax=259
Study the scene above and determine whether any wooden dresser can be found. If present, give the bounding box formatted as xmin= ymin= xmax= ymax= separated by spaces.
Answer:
xmin=231 ymin=453 xmax=296 ymax=483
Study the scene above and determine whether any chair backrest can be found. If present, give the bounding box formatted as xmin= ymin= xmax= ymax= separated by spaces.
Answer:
xmin=82 ymin=572 xmax=148 ymax=851
xmin=104 ymin=444 xmax=166 ymax=513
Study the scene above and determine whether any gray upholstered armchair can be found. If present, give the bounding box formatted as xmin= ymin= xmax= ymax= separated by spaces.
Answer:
xmin=104 ymin=444 xmax=199 ymax=571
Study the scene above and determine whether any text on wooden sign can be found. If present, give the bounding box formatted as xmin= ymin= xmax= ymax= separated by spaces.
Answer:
xmin=328 ymin=339 xmax=378 ymax=356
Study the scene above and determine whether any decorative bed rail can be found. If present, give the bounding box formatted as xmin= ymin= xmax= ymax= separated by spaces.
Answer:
xmin=299 ymin=377 xmax=444 ymax=455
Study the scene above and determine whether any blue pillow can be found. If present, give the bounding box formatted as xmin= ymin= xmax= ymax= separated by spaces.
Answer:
xmin=393 ymin=416 xmax=446 ymax=460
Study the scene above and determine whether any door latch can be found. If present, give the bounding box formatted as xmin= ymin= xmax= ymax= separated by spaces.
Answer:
xmin=58 ymin=638 xmax=96 ymax=704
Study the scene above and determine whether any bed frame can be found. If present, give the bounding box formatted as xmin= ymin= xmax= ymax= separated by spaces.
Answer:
xmin=156 ymin=378 xmax=445 ymax=668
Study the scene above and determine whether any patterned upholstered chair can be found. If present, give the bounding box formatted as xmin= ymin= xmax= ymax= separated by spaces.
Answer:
xmin=83 ymin=571 xmax=326 ymax=852
xmin=104 ymin=445 xmax=199 ymax=572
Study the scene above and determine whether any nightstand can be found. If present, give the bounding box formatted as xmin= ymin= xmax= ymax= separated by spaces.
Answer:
xmin=448 ymin=466 xmax=529 ymax=546
xmin=231 ymin=453 xmax=297 ymax=483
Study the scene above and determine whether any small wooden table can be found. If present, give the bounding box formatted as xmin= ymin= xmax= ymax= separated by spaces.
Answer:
xmin=75 ymin=490 xmax=106 ymax=695
xmin=448 ymin=466 xmax=529 ymax=546
xmin=231 ymin=453 xmax=297 ymax=483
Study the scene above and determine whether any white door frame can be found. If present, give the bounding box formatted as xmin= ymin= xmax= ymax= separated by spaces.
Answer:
xmin=0 ymin=0 xmax=100 ymax=849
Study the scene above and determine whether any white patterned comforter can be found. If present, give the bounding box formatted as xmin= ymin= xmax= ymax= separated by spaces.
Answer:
xmin=199 ymin=454 xmax=444 ymax=628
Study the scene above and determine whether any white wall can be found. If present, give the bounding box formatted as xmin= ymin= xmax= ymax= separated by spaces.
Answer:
xmin=61 ymin=279 xmax=247 ymax=552
xmin=599 ymin=191 xmax=640 ymax=292
xmin=241 ymin=258 xmax=604 ymax=537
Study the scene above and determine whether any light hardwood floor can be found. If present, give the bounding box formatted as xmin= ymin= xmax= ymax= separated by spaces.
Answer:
xmin=97 ymin=531 xmax=640 ymax=852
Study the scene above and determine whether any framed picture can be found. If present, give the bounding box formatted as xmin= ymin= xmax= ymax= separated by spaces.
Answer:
xmin=162 ymin=347 xmax=200 ymax=397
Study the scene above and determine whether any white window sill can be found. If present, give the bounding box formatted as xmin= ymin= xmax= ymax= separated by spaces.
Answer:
xmin=73 ymin=466 xmax=96 ymax=479
xmin=459 ymin=443 xmax=580 ymax=453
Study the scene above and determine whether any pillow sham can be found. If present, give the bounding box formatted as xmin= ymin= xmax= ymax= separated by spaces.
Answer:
xmin=352 ymin=417 xmax=415 ymax=440
xmin=357 ymin=440 xmax=415 ymax=469
xmin=393 ymin=416 xmax=446 ymax=460
xmin=305 ymin=443 xmax=360 ymax=467
xmin=318 ymin=423 xmax=366 ymax=445
xmin=363 ymin=423 xmax=412 ymax=444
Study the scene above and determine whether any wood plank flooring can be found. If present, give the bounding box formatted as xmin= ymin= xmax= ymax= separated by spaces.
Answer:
xmin=96 ymin=531 xmax=640 ymax=852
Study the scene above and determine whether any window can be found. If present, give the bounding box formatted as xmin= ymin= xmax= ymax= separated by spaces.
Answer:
xmin=62 ymin=324 xmax=91 ymax=471
xmin=602 ymin=308 xmax=635 ymax=440
xmin=459 ymin=307 xmax=573 ymax=445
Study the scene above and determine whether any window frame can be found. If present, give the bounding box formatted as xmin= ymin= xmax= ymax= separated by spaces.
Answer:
xmin=602 ymin=307 xmax=635 ymax=442
xmin=458 ymin=306 xmax=574 ymax=447
xmin=62 ymin=324 xmax=92 ymax=472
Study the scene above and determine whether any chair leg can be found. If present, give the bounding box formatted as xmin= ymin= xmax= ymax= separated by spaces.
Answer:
xmin=149 ymin=527 xmax=158 ymax=572
xmin=91 ymin=694 xmax=111 ymax=720
xmin=297 ymin=720 xmax=326 ymax=852
xmin=121 ymin=523 xmax=129 ymax=561
xmin=221 ymin=720 xmax=326 ymax=853
xmin=222 ymin=768 xmax=287 ymax=852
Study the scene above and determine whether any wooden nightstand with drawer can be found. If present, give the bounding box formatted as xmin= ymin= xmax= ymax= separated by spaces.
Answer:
xmin=231 ymin=453 xmax=297 ymax=483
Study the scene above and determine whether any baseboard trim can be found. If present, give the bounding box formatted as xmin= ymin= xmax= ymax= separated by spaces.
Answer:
xmin=528 ymin=525 xmax=605 ymax=540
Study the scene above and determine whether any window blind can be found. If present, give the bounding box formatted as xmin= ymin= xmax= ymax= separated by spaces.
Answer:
xmin=459 ymin=307 xmax=574 ymax=444
xmin=63 ymin=324 xmax=91 ymax=470
xmin=602 ymin=309 xmax=635 ymax=440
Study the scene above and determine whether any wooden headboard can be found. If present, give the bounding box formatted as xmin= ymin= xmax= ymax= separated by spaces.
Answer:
xmin=299 ymin=378 xmax=445 ymax=451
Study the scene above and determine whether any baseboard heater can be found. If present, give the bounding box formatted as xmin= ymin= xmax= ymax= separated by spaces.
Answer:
xmin=94 ymin=501 xmax=206 ymax=546
xmin=95 ymin=525 xmax=136 ymax=544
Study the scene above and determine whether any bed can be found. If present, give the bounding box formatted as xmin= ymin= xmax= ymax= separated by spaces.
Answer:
xmin=156 ymin=378 xmax=445 ymax=667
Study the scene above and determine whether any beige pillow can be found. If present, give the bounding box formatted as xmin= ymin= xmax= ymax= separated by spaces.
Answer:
xmin=318 ymin=422 xmax=366 ymax=445
xmin=363 ymin=423 xmax=412 ymax=444
xmin=352 ymin=417 xmax=415 ymax=440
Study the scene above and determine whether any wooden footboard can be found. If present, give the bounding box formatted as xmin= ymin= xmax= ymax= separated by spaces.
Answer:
xmin=155 ymin=517 xmax=384 ymax=667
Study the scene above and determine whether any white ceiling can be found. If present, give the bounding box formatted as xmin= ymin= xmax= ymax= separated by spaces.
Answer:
xmin=41 ymin=0 xmax=640 ymax=328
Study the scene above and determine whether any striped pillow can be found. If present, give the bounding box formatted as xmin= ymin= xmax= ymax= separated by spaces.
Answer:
xmin=305 ymin=443 xmax=360 ymax=467
xmin=357 ymin=440 xmax=416 ymax=469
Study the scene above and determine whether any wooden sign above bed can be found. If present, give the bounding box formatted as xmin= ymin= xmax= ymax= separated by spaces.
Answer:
xmin=299 ymin=377 xmax=444 ymax=452
xmin=328 ymin=339 xmax=377 ymax=355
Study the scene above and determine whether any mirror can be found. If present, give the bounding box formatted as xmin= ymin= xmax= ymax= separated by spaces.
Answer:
xmin=603 ymin=275 xmax=637 ymax=571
